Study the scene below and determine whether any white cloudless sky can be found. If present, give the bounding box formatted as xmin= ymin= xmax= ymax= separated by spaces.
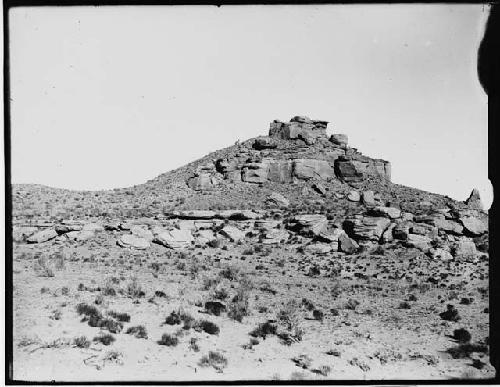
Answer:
xmin=9 ymin=4 xmax=492 ymax=208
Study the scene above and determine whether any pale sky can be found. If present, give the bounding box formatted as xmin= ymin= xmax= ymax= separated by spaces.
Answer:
xmin=9 ymin=5 xmax=492 ymax=208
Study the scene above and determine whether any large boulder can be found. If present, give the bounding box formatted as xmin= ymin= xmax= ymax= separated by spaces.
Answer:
xmin=266 ymin=192 xmax=290 ymax=207
xmin=338 ymin=233 xmax=359 ymax=254
xmin=330 ymin=134 xmax=348 ymax=146
xmin=292 ymin=159 xmax=335 ymax=180
xmin=220 ymin=225 xmax=246 ymax=242
xmin=459 ymin=215 xmax=488 ymax=236
xmin=343 ymin=216 xmax=391 ymax=241
xmin=361 ymin=191 xmax=376 ymax=206
xmin=117 ymin=234 xmax=150 ymax=250
xmin=27 ymin=229 xmax=58 ymax=244
xmin=154 ymin=228 xmax=194 ymax=249
xmin=288 ymin=215 xmax=328 ymax=237
xmin=415 ymin=213 xmax=463 ymax=235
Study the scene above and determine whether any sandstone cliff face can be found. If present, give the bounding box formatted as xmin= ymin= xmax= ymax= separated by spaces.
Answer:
xmin=186 ymin=116 xmax=391 ymax=190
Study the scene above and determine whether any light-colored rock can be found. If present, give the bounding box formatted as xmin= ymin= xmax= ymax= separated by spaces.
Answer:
xmin=266 ymin=192 xmax=290 ymax=207
xmin=117 ymin=234 xmax=150 ymax=250
xmin=82 ymin=223 xmax=104 ymax=232
xmin=303 ymin=243 xmax=332 ymax=254
xmin=347 ymin=191 xmax=360 ymax=202
xmin=177 ymin=220 xmax=196 ymax=231
xmin=430 ymin=248 xmax=454 ymax=261
xmin=369 ymin=206 xmax=401 ymax=219
xmin=289 ymin=215 xmax=328 ymax=237
xmin=459 ymin=216 xmax=487 ymax=236
xmin=130 ymin=225 xmax=154 ymax=241
xmin=154 ymin=228 xmax=194 ymax=249
xmin=362 ymin=191 xmax=376 ymax=206
xmin=27 ymin=229 xmax=58 ymax=244
xmin=338 ymin=233 xmax=359 ymax=254
xmin=220 ymin=225 xmax=246 ymax=242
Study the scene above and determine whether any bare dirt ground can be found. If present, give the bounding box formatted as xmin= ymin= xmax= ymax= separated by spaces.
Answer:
xmin=12 ymin=236 xmax=494 ymax=381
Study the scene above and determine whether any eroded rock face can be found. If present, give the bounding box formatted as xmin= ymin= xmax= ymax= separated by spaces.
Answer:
xmin=269 ymin=116 xmax=328 ymax=141
xmin=330 ymin=134 xmax=348 ymax=146
xmin=293 ymin=159 xmax=335 ymax=180
xmin=188 ymin=173 xmax=220 ymax=191
xmin=465 ymin=188 xmax=484 ymax=211
xmin=253 ymin=137 xmax=277 ymax=150
xmin=459 ymin=215 xmax=488 ymax=236
xmin=453 ymin=237 xmax=478 ymax=258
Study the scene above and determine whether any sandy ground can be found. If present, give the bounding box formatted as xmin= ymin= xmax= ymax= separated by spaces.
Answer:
xmin=11 ymin=239 xmax=495 ymax=382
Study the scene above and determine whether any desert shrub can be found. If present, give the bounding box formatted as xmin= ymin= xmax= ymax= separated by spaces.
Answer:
xmin=453 ymin=328 xmax=472 ymax=343
xmin=155 ymin=290 xmax=167 ymax=298
xmin=459 ymin=297 xmax=473 ymax=305
xmin=53 ymin=252 xmax=66 ymax=270
xmin=61 ymin=286 xmax=70 ymax=296
xmin=164 ymin=311 xmax=182 ymax=325
xmin=313 ymin=365 xmax=331 ymax=377
xmin=228 ymin=282 xmax=251 ymax=322
xmin=103 ymin=350 xmax=123 ymax=365
xmin=345 ymin=298 xmax=360 ymax=310
xmin=439 ymin=304 xmax=460 ymax=322
xmin=34 ymin=256 xmax=54 ymax=277
xmin=399 ymin=301 xmax=411 ymax=309
xmin=195 ymin=319 xmax=220 ymax=335
xmin=201 ymin=275 xmax=220 ymax=291
xmin=101 ymin=279 xmax=117 ymax=296
xmin=77 ymin=283 xmax=86 ymax=291
xmin=211 ymin=286 xmax=229 ymax=301
xmin=249 ymin=321 xmax=278 ymax=339
xmin=277 ymin=299 xmax=304 ymax=343
xmin=289 ymin=371 xmax=308 ymax=380
xmin=126 ymin=276 xmax=145 ymax=298
xmin=219 ymin=265 xmax=240 ymax=281
xmin=107 ymin=311 xmax=130 ymax=323
xmin=330 ymin=308 xmax=340 ymax=316
xmin=205 ymin=301 xmax=227 ymax=316
xmin=408 ymin=294 xmax=418 ymax=301
xmin=125 ymin=325 xmax=148 ymax=339
xmin=312 ymin=309 xmax=324 ymax=321
xmin=447 ymin=342 xmax=488 ymax=359
xmin=158 ymin=333 xmax=179 ymax=347
xmin=94 ymin=295 xmax=105 ymax=305
xmin=73 ymin=336 xmax=91 ymax=348
xmin=199 ymin=351 xmax=228 ymax=371
xmin=189 ymin=337 xmax=200 ymax=352
xmin=98 ymin=318 xmax=123 ymax=334
xmin=93 ymin=333 xmax=115 ymax=346
xmin=291 ymin=354 xmax=312 ymax=369
xmin=242 ymin=247 xmax=254 ymax=255
xmin=76 ymin=303 xmax=102 ymax=320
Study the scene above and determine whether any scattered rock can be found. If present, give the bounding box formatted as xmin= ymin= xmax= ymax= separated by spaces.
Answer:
xmin=289 ymin=215 xmax=328 ymax=237
xmin=404 ymin=234 xmax=432 ymax=252
xmin=266 ymin=192 xmax=290 ymax=207
xmin=154 ymin=228 xmax=194 ymax=249
xmin=343 ymin=216 xmax=391 ymax=241
xmin=368 ymin=206 xmax=401 ymax=219
xmin=361 ymin=191 xmax=376 ymax=206
xmin=338 ymin=233 xmax=359 ymax=254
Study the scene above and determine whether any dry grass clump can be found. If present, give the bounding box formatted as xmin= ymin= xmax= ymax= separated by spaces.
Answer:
xmin=158 ymin=333 xmax=179 ymax=347
xmin=276 ymin=299 xmax=304 ymax=344
xmin=93 ymin=333 xmax=115 ymax=346
xmin=73 ymin=336 xmax=91 ymax=348
xmin=199 ymin=351 xmax=228 ymax=372
xmin=125 ymin=325 xmax=148 ymax=339
xmin=34 ymin=256 xmax=55 ymax=277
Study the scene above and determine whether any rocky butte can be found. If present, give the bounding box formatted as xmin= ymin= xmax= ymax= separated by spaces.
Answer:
xmin=12 ymin=115 xmax=488 ymax=262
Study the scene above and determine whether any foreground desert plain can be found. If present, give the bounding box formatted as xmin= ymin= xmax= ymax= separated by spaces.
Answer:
xmin=11 ymin=117 xmax=494 ymax=381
